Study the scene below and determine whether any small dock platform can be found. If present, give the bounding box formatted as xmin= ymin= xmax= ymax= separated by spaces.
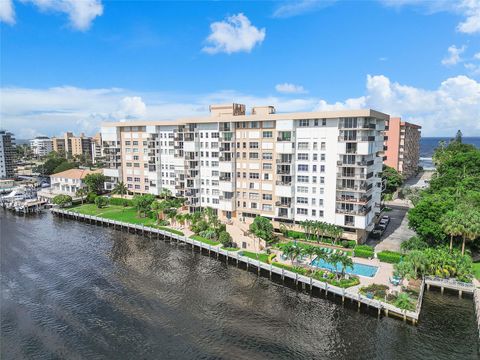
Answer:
xmin=425 ymin=276 xmax=475 ymax=297
xmin=52 ymin=208 xmax=423 ymax=325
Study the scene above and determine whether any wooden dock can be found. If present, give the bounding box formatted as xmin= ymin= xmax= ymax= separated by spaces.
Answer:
xmin=51 ymin=208 xmax=422 ymax=324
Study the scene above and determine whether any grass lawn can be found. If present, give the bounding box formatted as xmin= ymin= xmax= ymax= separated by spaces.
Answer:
xmin=222 ymin=247 xmax=240 ymax=251
xmin=190 ymin=235 xmax=220 ymax=246
xmin=68 ymin=204 xmax=184 ymax=235
xmin=473 ymin=262 xmax=480 ymax=280
xmin=240 ymin=251 xmax=270 ymax=263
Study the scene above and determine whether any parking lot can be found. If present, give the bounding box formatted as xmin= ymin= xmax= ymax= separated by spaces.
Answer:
xmin=367 ymin=204 xmax=416 ymax=252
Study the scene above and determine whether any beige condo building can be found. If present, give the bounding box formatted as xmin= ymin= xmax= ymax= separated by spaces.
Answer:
xmin=101 ymin=104 xmax=388 ymax=243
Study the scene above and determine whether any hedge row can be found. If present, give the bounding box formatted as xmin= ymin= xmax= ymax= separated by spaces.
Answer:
xmin=109 ymin=197 xmax=133 ymax=207
xmin=354 ymin=245 xmax=374 ymax=258
xmin=377 ymin=250 xmax=402 ymax=264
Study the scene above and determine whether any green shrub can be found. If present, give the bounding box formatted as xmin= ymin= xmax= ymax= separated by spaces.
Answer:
xmin=341 ymin=240 xmax=357 ymax=248
xmin=109 ymin=197 xmax=133 ymax=207
xmin=354 ymin=245 xmax=374 ymax=258
xmin=86 ymin=192 xmax=97 ymax=204
xmin=95 ymin=196 xmax=109 ymax=208
xmin=377 ymin=250 xmax=402 ymax=264
xmin=286 ymin=230 xmax=307 ymax=239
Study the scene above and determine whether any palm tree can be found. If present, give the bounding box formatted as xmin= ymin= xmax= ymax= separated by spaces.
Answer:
xmin=302 ymin=245 xmax=317 ymax=264
xmin=279 ymin=223 xmax=288 ymax=238
xmin=176 ymin=213 xmax=185 ymax=228
xmin=409 ymin=250 xmax=427 ymax=278
xmin=328 ymin=252 xmax=343 ymax=279
xmin=332 ymin=226 xmax=343 ymax=245
xmin=441 ymin=210 xmax=463 ymax=251
xmin=463 ymin=209 xmax=480 ymax=255
xmin=112 ymin=181 xmax=128 ymax=199
xmin=75 ymin=187 xmax=88 ymax=204
xmin=337 ymin=254 xmax=353 ymax=279
xmin=159 ymin=188 xmax=172 ymax=200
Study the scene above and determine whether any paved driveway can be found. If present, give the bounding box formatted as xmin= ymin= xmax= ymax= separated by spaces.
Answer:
xmin=367 ymin=205 xmax=415 ymax=252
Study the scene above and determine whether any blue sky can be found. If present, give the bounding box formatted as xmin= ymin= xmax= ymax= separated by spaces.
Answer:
xmin=1 ymin=0 xmax=479 ymax=138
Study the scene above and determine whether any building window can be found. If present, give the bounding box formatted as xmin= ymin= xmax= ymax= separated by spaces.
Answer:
xmin=297 ymin=176 xmax=309 ymax=183
xmin=262 ymin=204 xmax=272 ymax=211
xmin=298 ymin=142 xmax=309 ymax=150
xmin=249 ymin=173 xmax=260 ymax=179
xmin=263 ymin=163 xmax=272 ymax=170
xmin=320 ymin=177 xmax=325 ymax=184
xmin=321 ymin=142 xmax=326 ymax=150
xmin=262 ymin=194 xmax=272 ymax=200
xmin=249 ymin=142 xmax=259 ymax=149
xmin=297 ymin=153 xmax=308 ymax=160
xmin=249 ymin=153 xmax=259 ymax=159
xmin=297 ymin=164 xmax=309 ymax=172
xmin=299 ymin=119 xmax=309 ymax=127
xmin=297 ymin=186 xmax=308 ymax=193
xmin=262 ymin=131 xmax=273 ymax=138
xmin=320 ymin=165 xmax=325 ymax=172
xmin=297 ymin=208 xmax=308 ymax=215
xmin=321 ymin=154 xmax=326 ymax=161
xmin=297 ymin=197 xmax=308 ymax=204
xmin=262 ymin=153 xmax=273 ymax=160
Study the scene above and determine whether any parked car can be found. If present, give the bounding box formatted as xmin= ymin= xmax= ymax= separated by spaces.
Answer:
xmin=381 ymin=215 xmax=390 ymax=224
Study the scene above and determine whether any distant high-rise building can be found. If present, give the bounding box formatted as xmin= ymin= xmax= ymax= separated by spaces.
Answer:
xmin=384 ymin=117 xmax=421 ymax=178
xmin=52 ymin=132 xmax=93 ymax=160
xmin=91 ymin=132 xmax=102 ymax=164
xmin=30 ymin=136 xmax=53 ymax=157
xmin=0 ymin=130 xmax=16 ymax=179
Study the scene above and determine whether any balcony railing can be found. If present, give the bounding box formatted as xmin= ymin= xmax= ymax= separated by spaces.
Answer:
xmin=336 ymin=207 xmax=370 ymax=216
xmin=275 ymin=201 xmax=291 ymax=207
xmin=336 ymin=196 xmax=369 ymax=204
xmin=276 ymin=180 xmax=292 ymax=186
xmin=276 ymin=158 xmax=292 ymax=164
xmin=337 ymin=172 xmax=367 ymax=180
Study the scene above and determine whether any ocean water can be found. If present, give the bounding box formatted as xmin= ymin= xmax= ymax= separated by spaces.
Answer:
xmin=420 ymin=137 xmax=480 ymax=170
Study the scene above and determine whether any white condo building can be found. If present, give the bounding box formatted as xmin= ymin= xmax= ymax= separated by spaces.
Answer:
xmin=101 ymin=104 xmax=388 ymax=243
xmin=30 ymin=136 xmax=53 ymax=157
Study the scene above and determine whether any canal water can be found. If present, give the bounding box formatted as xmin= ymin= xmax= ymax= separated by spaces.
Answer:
xmin=1 ymin=211 xmax=478 ymax=359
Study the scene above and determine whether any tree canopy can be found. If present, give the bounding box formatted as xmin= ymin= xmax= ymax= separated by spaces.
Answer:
xmin=407 ymin=137 xmax=480 ymax=251
xmin=83 ymin=173 xmax=106 ymax=195
xmin=249 ymin=216 xmax=275 ymax=243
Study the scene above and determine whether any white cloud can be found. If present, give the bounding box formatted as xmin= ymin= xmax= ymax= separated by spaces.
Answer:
xmin=7 ymin=0 xmax=104 ymax=30
xmin=442 ymin=45 xmax=466 ymax=66
xmin=202 ymin=13 xmax=265 ymax=54
xmin=0 ymin=0 xmax=15 ymax=24
xmin=275 ymin=83 xmax=307 ymax=94
xmin=272 ymin=0 xmax=337 ymax=18
xmin=1 ymin=75 xmax=479 ymax=138
xmin=474 ymin=52 xmax=480 ymax=60
xmin=380 ymin=0 xmax=480 ymax=34
xmin=316 ymin=74 xmax=480 ymax=136
xmin=114 ymin=96 xmax=147 ymax=120
xmin=456 ymin=0 xmax=480 ymax=33
xmin=464 ymin=62 xmax=480 ymax=76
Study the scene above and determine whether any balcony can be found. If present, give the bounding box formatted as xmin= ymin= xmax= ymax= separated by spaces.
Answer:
xmin=276 ymin=158 xmax=292 ymax=164
xmin=337 ymin=183 xmax=368 ymax=191
xmin=337 ymin=172 xmax=367 ymax=180
xmin=275 ymin=201 xmax=291 ymax=207
xmin=336 ymin=195 xmax=370 ymax=204
xmin=336 ymin=206 xmax=370 ymax=216
xmin=276 ymin=180 xmax=291 ymax=186
xmin=344 ymin=221 xmax=355 ymax=227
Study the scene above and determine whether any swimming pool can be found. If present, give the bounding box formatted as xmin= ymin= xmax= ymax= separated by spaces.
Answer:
xmin=310 ymin=257 xmax=378 ymax=277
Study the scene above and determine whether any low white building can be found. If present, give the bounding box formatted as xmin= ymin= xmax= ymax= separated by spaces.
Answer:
xmin=38 ymin=168 xmax=102 ymax=201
